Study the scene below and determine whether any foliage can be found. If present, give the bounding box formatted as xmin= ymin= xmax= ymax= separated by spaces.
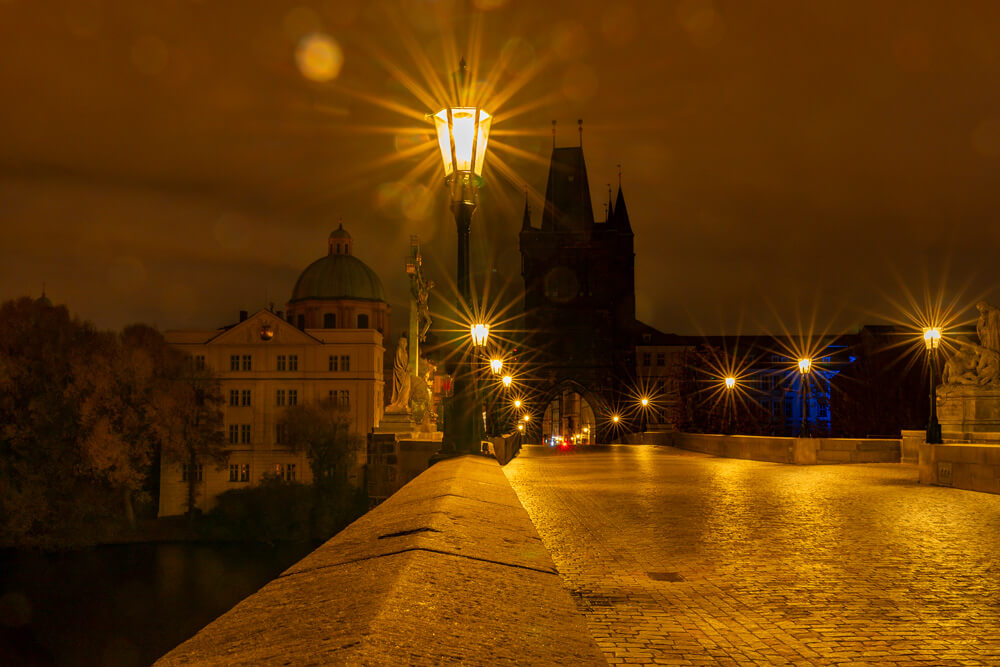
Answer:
xmin=0 ymin=297 xmax=225 ymax=547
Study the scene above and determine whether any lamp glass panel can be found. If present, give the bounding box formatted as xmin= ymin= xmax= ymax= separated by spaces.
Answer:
xmin=433 ymin=109 xmax=454 ymax=176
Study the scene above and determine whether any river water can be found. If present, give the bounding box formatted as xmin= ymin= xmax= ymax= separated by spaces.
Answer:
xmin=0 ymin=541 xmax=316 ymax=666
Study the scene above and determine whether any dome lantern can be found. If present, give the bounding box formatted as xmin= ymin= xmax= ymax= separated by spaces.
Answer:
xmin=328 ymin=222 xmax=352 ymax=256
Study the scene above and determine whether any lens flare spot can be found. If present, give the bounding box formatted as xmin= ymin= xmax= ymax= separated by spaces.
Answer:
xmin=375 ymin=181 xmax=407 ymax=213
xmin=601 ymin=4 xmax=638 ymax=47
xmin=131 ymin=35 xmax=169 ymax=75
xmin=401 ymin=184 xmax=433 ymax=222
xmin=551 ymin=22 xmax=588 ymax=62
xmin=561 ymin=65 xmax=598 ymax=102
xmin=677 ymin=0 xmax=724 ymax=48
xmin=295 ymin=33 xmax=343 ymax=82
xmin=501 ymin=37 xmax=536 ymax=75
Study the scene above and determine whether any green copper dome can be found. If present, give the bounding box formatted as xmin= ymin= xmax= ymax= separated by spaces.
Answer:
xmin=290 ymin=228 xmax=385 ymax=303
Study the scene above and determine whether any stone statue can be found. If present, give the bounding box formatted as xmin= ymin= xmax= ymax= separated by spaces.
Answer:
xmin=942 ymin=300 xmax=1000 ymax=387
xmin=386 ymin=335 xmax=410 ymax=412
xmin=416 ymin=277 xmax=435 ymax=342
xmin=977 ymin=301 xmax=1000 ymax=356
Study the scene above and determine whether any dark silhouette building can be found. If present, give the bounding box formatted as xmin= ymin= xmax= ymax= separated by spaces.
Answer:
xmin=519 ymin=144 xmax=637 ymax=442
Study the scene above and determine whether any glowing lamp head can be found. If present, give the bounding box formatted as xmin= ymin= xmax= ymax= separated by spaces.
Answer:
xmin=514 ymin=399 xmax=522 ymax=409
xmin=470 ymin=323 xmax=489 ymax=347
xmin=523 ymin=414 xmax=530 ymax=422
xmin=583 ymin=426 xmax=589 ymax=433
xmin=724 ymin=376 xmax=736 ymax=389
xmin=489 ymin=358 xmax=503 ymax=375
xmin=612 ymin=414 xmax=620 ymax=423
xmin=641 ymin=397 xmax=649 ymax=407
xmin=798 ymin=358 xmax=812 ymax=374
xmin=433 ymin=107 xmax=492 ymax=178
xmin=924 ymin=327 xmax=942 ymax=350
xmin=517 ymin=423 xmax=524 ymax=432
xmin=502 ymin=374 xmax=512 ymax=388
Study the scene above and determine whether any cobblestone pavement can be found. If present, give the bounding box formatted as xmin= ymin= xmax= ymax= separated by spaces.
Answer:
xmin=503 ymin=445 xmax=1000 ymax=666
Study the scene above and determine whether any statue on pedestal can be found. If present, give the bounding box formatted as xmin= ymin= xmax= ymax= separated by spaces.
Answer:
xmin=941 ymin=301 xmax=1000 ymax=391
xmin=386 ymin=335 xmax=410 ymax=413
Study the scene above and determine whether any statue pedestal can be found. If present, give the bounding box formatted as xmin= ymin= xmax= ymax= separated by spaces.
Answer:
xmin=376 ymin=410 xmax=418 ymax=435
xmin=937 ymin=385 xmax=1000 ymax=442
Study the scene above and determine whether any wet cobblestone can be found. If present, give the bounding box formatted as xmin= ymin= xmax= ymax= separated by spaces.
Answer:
xmin=504 ymin=445 xmax=1000 ymax=666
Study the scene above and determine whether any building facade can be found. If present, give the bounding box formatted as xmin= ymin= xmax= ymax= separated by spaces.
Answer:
xmin=158 ymin=227 xmax=387 ymax=516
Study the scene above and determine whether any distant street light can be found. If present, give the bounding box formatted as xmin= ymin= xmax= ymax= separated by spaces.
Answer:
xmin=724 ymin=376 xmax=736 ymax=389
xmin=502 ymin=374 xmax=512 ymax=388
xmin=723 ymin=376 xmax=736 ymax=433
xmin=489 ymin=357 xmax=503 ymax=375
xmin=639 ymin=397 xmax=650 ymax=433
xmin=470 ymin=323 xmax=489 ymax=347
xmin=798 ymin=358 xmax=813 ymax=437
xmin=924 ymin=327 xmax=943 ymax=444
xmin=514 ymin=399 xmax=522 ymax=409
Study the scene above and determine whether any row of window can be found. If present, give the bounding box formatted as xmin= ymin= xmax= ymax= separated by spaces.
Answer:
xmin=313 ymin=313 xmax=369 ymax=329
xmin=181 ymin=463 xmax=297 ymax=483
xmin=221 ymin=354 xmax=352 ymax=372
xmin=228 ymin=388 xmax=351 ymax=408
xmin=641 ymin=352 xmax=667 ymax=367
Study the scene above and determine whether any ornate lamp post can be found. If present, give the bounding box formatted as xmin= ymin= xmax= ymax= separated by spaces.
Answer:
xmin=639 ymin=397 xmax=650 ymax=433
xmin=797 ymin=358 xmax=812 ymax=437
xmin=431 ymin=66 xmax=492 ymax=457
xmin=924 ymin=327 xmax=943 ymax=444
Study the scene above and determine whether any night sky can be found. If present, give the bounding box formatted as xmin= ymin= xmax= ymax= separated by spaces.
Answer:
xmin=2 ymin=0 xmax=999 ymax=336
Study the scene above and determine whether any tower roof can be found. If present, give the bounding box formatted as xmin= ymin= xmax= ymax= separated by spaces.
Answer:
xmin=541 ymin=146 xmax=595 ymax=231
xmin=291 ymin=228 xmax=385 ymax=303
xmin=611 ymin=185 xmax=631 ymax=232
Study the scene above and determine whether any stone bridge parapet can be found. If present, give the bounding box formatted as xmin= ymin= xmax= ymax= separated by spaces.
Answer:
xmin=155 ymin=456 xmax=605 ymax=666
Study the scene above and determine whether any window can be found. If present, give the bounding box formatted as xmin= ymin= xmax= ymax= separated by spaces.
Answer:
xmin=242 ymin=355 xmax=252 ymax=371
xmin=230 ymin=355 xmax=240 ymax=371
xmin=340 ymin=355 xmax=350 ymax=372
xmin=642 ymin=352 xmax=651 ymax=366
xmin=194 ymin=355 xmax=206 ymax=371
xmin=357 ymin=313 xmax=369 ymax=328
xmin=656 ymin=353 xmax=666 ymax=367
xmin=288 ymin=390 xmax=298 ymax=406
xmin=324 ymin=313 xmax=336 ymax=328
xmin=182 ymin=463 xmax=203 ymax=482
xmin=328 ymin=355 xmax=338 ymax=371
xmin=240 ymin=424 xmax=251 ymax=444
xmin=288 ymin=355 xmax=298 ymax=371
xmin=277 ymin=355 xmax=286 ymax=371
xmin=241 ymin=390 xmax=251 ymax=407
xmin=296 ymin=314 xmax=305 ymax=329
xmin=229 ymin=390 xmax=239 ymax=407
xmin=338 ymin=390 xmax=350 ymax=408
xmin=228 ymin=424 xmax=239 ymax=444
xmin=276 ymin=423 xmax=288 ymax=445
xmin=286 ymin=463 xmax=296 ymax=482
xmin=273 ymin=463 xmax=284 ymax=478
xmin=276 ymin=389 xmax=286 ymax=406
xmin=229 ymin=464 xmax=240 ymax=482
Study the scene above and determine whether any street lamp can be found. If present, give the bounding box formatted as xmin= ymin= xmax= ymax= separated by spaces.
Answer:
xmin=513 ymin=399 xmax=522 ymax=409
xmin=798 ymin=358 xmax=812 ymax=437
xmin=639 ymin=396 xmax=650 ymax=433
xmin=489 ymin=357 xmax=503 ymax=375
xmin=432 ymin=60 xmax=493 ymax=459
xmin=723 ymin=376 xmax=736 ymax=433
xmin=924 ymin=327 xmax=943 ymax=444
xmin=502 ymin=374 xmax=512 ymax=388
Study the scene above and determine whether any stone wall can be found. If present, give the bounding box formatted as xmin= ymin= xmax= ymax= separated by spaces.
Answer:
xmin=670 ymin=433 xmax=900 ymax=465
xmin=155 ymin=456 xmax=604 ymax=666
xmin=918 ymin=442 xmax=1000 ymax=495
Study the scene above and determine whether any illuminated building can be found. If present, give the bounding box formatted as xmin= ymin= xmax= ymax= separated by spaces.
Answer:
xmin=158 ymin=227 xmax=387 ymax=516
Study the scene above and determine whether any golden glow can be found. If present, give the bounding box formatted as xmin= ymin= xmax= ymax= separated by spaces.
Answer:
xmin=583 ymin=426 xmax=589 ymax=433
xmin=923 ymin=327 xmax=942 ymax=350
xmin=295 ymin=33 xmax=343 ymax=82
xmin=513 ymin=399 xmax=522 ymax=409
xmin=641 ymin=397 xmax=649 ymax=407
xmin=470 ymin=323 xmax=489 ymax=347
xmin=517 ymin=423 xmax=524 ymax=432
xmin=612 ymin=414 xmax=620 ymax=423
xmin=489 ymin=358 xmax=503 ymax=375
xmin=798 ymin=358 xmax=813 ymax=374
xmin=523 ymin=413 xmax=531 ymax=422
xmin=724 ymin=376 xmax=736 ymax=389
xmin=433 ymin=107 xmax=492 ymax=177
xmin=502 ymin=374 xmax=512 ymax=388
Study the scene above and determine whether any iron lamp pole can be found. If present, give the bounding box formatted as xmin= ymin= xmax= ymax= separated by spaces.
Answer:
xmin=924 ymin=327 xmax=943 ymax=444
